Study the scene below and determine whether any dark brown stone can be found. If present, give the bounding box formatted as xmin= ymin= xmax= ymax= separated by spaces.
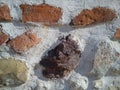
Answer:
xmin=40 ymin=35 xmax=81 ymax=79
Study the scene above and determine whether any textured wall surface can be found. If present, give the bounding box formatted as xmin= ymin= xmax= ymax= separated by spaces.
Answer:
xmin=0 ymin=0 xmax=120 ymax=90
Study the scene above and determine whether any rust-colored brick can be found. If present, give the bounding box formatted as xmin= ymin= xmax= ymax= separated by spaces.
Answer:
xmin=70 ymin=7 xmax=116 ymax=26
xmin=0 ymin=31 xmax=9 ymax=45
xmin=9 ymin=31 xmax=40 ymax=53
xmin=0 ymin=4 xmax=11 ymax=21
xmin=113 ymin=28 xmax=120 ymax=39
xmin=20 ymin=4 xmax=62 ymax=24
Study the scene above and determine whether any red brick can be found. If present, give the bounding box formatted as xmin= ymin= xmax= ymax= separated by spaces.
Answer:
xmin=20 ymin=4 xmax=62 ymax=24
xmin=70 ymin=7 xmax=116 ymax=26
xmin=9 ymin=31 xmax=40 ymax=53
xmin=0 ymin=31 xmax=9 ymax=45
xmin=0 ymin=4 xmax=11 ymax=21
xmin=113 ymin=28 xmax=120 ymax=39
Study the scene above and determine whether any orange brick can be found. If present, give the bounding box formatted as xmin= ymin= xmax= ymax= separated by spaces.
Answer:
xmin=20 ymin=4 xmax=62 ymax=24
xmin=0 ymin=4 xmax=11 ymax=21
xmin=9 ymin=31 xmax=40 ymax=53
xmin=0 ymin=31 xmax=9 ymax=45
xmin=70 ymin=7 xmax=116 ymax=26
xmin=113 ymin=28 xmax=120 ymax=39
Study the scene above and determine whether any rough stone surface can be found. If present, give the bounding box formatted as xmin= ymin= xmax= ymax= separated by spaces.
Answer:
xmin=90 ymin=38 xmax=120 ymax=79
xmin=8 ymin=31 xmax=40 ymax=53
xmin=67 ymin=72 xmax=88 ymax=90
xmin=40 ymin=35 xmax=81 ymax=79
xmin=0 ymin=58 xmax=28 ymax=87
xmin=93 ymin=79 xmax=103 ymax=89
xmin=0 ymin=4 xmax=11 ymax=21
xmin=93 ymin=77 xmax=120 ymax=90
xmin=20 ymin=4 xmax=62 ymax=24
xmin=70 ymin=7 xmax=116 ymax=26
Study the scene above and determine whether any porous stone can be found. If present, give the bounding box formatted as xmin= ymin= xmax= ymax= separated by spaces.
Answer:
xmin=67 ymin=72 xmax=88 ymax=90
xmin=20 ymin=4 xmax=62 ymax=24
xmin=90 ymin=38 xmax=120 ymax=79
xmin=0 ymin=4 xmax=11 ymax=21
xmin=8 ymin=31 xmax=40 ymax=53
xmin=93 ymin=79 xmax=103 ymax=89
xmin=40 ymin=35 xmax=81 ymax=79
xmin=92 ymin=76 xmax=120 ymax=90
xmin=70 ymin=7 xmax=116 ymax=26
xmin=0 ymin=58 xmax=28 ymax=87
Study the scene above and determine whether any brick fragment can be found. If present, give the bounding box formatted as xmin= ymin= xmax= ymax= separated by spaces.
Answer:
xmin=113 ymin=28 xmax=120 ymax=40
xmin=20 ymin=4 xmax=62 ymax=24
xmin=9 ymin=31 xmax=40 ymax=53
xmin=70 ymin=7 xmax=116 ymax=26
xmin=0 ymin=4 xmax=11 ymax=21
xmin=0 ymin=31 xmax=9 ymax=45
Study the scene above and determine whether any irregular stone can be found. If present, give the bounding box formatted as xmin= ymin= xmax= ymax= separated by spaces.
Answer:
xmin=0 ymin=58 xmax=28 ymax=87
xmin=40 ymin=35 xmax=81 ymax=79
xmin=93 ymin=79 xmax=103 ymax=89
xmin=0 ymin=4 xmax=11 ymax=21
xmin=36 ymin=80 xmax=56 ymax=90
xmin=113 ymin=28 xmax=120 ymax=40
xmin=20 ymin=4 xmax=62 ymax=24
xmin=90 ymin=38 xmax=120 ymax=79
xmin=106 ymin=59 xmax=120 ymax=76
xmin=70 ymin=7 xmax=116 ymax=26
xmin=8 ymin=31 xmax=40 ymax=53
xmin=67 ymin=72 xmax=88 ymax=90
xmin=102 ymin=76 xmax=120 ymax=90
xmin=0 ymin=31 xmax=9 ymax=45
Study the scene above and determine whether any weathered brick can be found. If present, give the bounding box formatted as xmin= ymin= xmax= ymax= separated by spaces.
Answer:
xmin=0 ymin=31 xmax=9 ymax=45
xmin=0 ymin=4 xmax=11 ymax=21
xmin=20 ymin=4 xmax=62 ymax=24
xmin=113 ymin=28 xmax=120 ymax=39
xmin=70 ymin=7 xmax=116 ymax=26
xmin=9 ymin=31 xmax=40 ymax=53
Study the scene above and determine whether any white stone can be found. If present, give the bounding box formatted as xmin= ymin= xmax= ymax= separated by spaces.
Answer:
xmin=90 ymin=38 xmax=120 ymax=78
xmin=67 ymin=72 xmax=88 ymax=90
xmin=93 ymin=78 xmax=103 ymax=89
